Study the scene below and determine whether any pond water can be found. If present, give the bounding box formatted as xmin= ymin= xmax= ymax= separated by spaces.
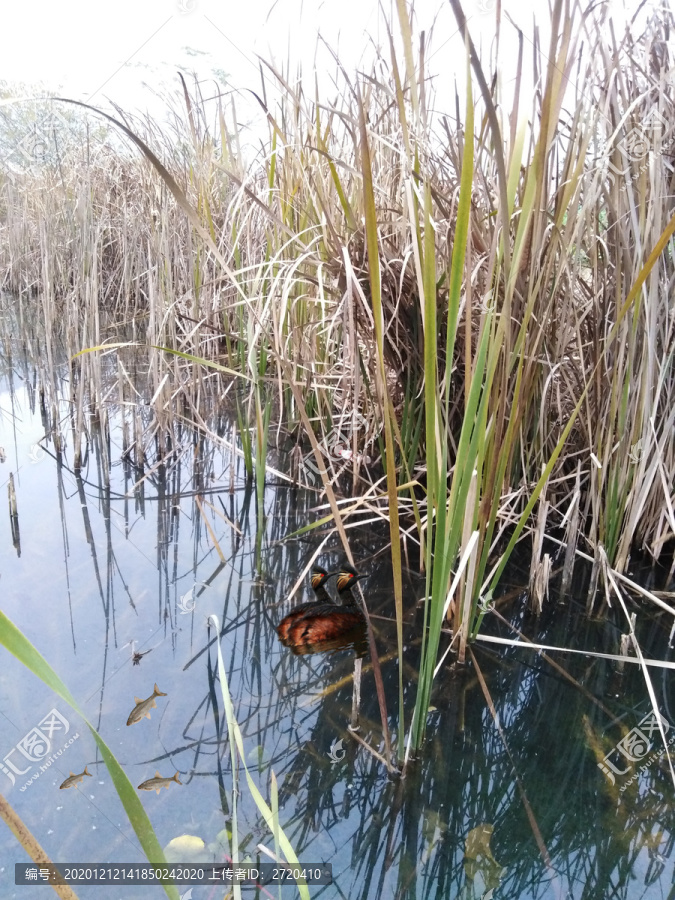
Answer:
xmin=0 ymin=333 xmax=674 ymax=900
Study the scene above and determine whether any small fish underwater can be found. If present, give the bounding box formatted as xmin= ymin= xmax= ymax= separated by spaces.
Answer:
xmin=126 ymin=683 xmax=167 ymax=726
xmin=137 ymin=771 xmax=182 ymax=794
xmin=59 ymin=766 xmax=92 ymax=790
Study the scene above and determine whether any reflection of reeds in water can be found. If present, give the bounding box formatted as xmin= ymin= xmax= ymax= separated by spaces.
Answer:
xmin=1 ymin=0 xmax=675 ymax=849
xmin=7 ymin=471 xmax=20 ymax=556
xmin=0 ymin=335 xmax=673 ymax=900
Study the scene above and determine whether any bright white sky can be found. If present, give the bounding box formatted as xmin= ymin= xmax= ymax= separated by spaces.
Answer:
xmin=0 ymin=0 xmax=650 ymax=140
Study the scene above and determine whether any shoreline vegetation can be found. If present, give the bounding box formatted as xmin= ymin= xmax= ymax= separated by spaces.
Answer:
xmin=1 ymin=0 xmax=674 ymax=757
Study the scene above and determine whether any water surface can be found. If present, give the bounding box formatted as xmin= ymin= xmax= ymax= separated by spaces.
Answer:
xmin=0 ymin=342 xmax=673 ymax=900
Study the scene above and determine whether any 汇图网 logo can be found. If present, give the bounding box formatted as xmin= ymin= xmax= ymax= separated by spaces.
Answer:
xmin=1 ymin=709 xmax=72 ymax=786
xmin=597 ymin=710 xmax=673 ymax=789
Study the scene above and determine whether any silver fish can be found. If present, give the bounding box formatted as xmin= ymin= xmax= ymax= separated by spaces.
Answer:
xmin=126 ymin=683 xmax=167 ymax=726
xmin=59 ymin=766 xmax=92 ymax=790
xmin=137 ymin=771 xmax=182 ymax=794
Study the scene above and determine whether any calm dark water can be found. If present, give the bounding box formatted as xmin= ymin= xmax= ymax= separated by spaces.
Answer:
xmin=0 ymin=343 xmax=674 ymax=900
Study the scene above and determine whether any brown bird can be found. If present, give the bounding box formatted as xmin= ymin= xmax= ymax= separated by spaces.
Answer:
xmin=277 ymin=565 xmax=336 ymax=642
xmin=277 ymin=562 xmax=365 ymax=648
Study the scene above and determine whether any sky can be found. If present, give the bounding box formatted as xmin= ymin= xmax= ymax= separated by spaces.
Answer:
xmin=1 ymin=1 xmax=646 ymax=101
xmin=0 ymin=0 xmax=653 ymax=156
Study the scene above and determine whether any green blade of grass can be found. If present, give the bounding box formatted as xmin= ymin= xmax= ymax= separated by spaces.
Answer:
xmin=207 ymin=615 xmax=310 ymax=900
xmin=0 ymin=611 xmax=179 ymax=900
xmin=358 ymin=83 xmax=404 ymax=761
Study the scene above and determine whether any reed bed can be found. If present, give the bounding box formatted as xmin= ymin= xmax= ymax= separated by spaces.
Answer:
xmin=1 ymin=0 xmax=674 ymax=755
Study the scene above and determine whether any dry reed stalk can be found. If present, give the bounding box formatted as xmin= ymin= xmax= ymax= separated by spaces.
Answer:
xmin=529 ymin=490 xmax=550 ymax=615
xmin=560 ymin=462 xmax=581 ymax=598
